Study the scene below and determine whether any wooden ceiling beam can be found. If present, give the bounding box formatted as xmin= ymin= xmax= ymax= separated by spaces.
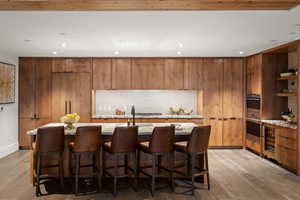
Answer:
xmin=0 ymin=0 xmax=299 ymax=11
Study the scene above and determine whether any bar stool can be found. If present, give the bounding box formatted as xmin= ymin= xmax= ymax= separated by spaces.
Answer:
xmin=69 ymin=126 xmax=102 ymax=196
xmin=32 ymin=126 xmax=65 ymax=196
xmin=103 ymin=126 xmax=138 ymax=197
xmin=137 ymin=126 xmax=175 ymax=196
xmin=174 ymin=126 xmax=211 ymax=195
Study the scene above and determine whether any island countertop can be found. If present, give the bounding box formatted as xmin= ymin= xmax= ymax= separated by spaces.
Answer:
xmin=27 ymin=122 xmax=198 ymax=136
xmin=92 ymin=114 xmax=204 ymax=119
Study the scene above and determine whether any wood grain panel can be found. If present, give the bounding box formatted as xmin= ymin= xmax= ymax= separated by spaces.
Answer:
xmin=202 ymin=58 xmax=223 ymax=118
xmin=92 ymin=58 xmax=112 ymax=90
xmin=183 ymin=59 xmax=202 ymax=90
xmin=19 ymin=118 xmax=35 ymax=148
xmin=164 ymin=58 xmax=184 ymax=89
xmin=204 ymin=119 xmax=223 ymax=147
xmin=52 ymin=58 xmax=67 ymax=73
xmin=112 ymin=58 xmax=131 ymax=89
xmin=246 ymin=54 xmax=262 ymax=95
xmin=131 ymin=58 xmax=164 ymax=89
xmin=223 ymin=58 xmax=244 ymax=118
xmin=223 ymin=118 xmax=243 ymax=146
xmin=52 ymin=58 xmax=92 ymax=73
xmin=0 ymin=1 xmax=298 ymax=10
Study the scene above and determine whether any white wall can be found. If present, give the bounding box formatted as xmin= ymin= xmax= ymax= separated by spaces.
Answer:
xmin=95 ymin=90 xmax=197 ymax=115
xmin=0 ymin=53 xmax=18 ymax=159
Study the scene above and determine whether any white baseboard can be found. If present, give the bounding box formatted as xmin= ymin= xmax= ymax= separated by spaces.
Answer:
xmin=0 ymin=143 xmax=19 ymax=159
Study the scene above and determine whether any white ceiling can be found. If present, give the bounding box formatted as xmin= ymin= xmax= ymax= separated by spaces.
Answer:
xmin=0 ymin=7 xmax=300 ymax=58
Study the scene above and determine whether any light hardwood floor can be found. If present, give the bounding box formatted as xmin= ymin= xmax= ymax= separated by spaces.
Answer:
xmin=1 ymin=149 xmax=300 ymax=200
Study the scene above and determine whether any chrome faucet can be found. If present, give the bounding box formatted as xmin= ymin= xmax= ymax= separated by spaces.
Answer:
xmin=131 ymin=105 xmax=135 ymax=126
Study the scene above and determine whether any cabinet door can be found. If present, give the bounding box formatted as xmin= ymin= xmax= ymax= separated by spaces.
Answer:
xmin=203 ymin=58 xmax=223 ymax=118
xmin=246 ymin=54 xmax=262 ymax=95
xmin=52 ymin=73 xmax=69 ymax=122
xmin=112 ymin=58 xmax=131 ymax=89
xmin=223 ymin=118 xmax=243 ymax=146
xmin=205 ymin=119 xmax=223 ymax=146
xmin=67 ymin=58 xmax=92 ymax=73
xmin=164 ymin=59 xmax=184 ymax=89
xmin=19 ymin=61 xmax=36 ymax=118
xmin=92 ymin=58 xmax=112 ymax=89
xmin=52 ymin=58 xmax=68 ymax=72
xmin=132 ymin=58 xmax=164 ymax=89
xmin=223 ymin=59 xmax=244 ymax=118
xmin=19 ymin=118 xmax=36 ymax=148
xmin=35 ymin=59 xmax=52 ymax=119
xmin=184 ymin=59 xmax=202 ymax=90
xmin=71 ymin=73 xmax=91 ymax=122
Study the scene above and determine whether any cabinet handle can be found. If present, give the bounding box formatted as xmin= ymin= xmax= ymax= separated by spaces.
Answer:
xmin=209 ymin=117 xmax=216 ymax=120
xmin=69 ymin=101 xmax=72 ymax=114
xmin=65 ymin=101 xmax=67 ymax=115
xmin=230 ymin=117 xmax=236 ymax=120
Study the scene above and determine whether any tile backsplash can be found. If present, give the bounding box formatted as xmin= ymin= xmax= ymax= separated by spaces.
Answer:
xmin=95 ymin=90 xmax=197 ymax=115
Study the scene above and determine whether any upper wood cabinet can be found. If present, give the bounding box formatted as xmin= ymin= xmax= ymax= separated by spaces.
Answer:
xmin=131 ymin=58 xmax=165 ymax=89
xmin=52 ymin=58 xmax=92 ymax=73
xmin=164 ymin=59 xmax=184 ymax=89
xmin=112 ymin=58 xmax=132 ymax=89
xmin=202 ymin=58 xmax=224 ymax=118
xmin=246 ymin=54 xmax=262 ymax=95
xmin=184 ymin=59 xmax=202 ymax=90
xmin=92 ymin=58 xmax=112 ymax=90
xmin=223 ymin=58 xmax=244 ymax=118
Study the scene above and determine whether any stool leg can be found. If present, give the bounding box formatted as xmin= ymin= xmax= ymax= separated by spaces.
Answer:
xmin=205 ymin=151 xmax=210 ymax=190
xmin=98 ymin=150 xmax=103 ymax=191
xmin=132 ymin=151 xmax=138 ymax=191
xmin=170 ymin=152 xmax=175 ymax=192
xmin=59 ymin=152 xmax=64 ymax=190
xmin=124 ymin=154 xmax=128 ymax=175
xmin=191 ymin=153 xmax=196 ymax=195
xmin=35 ymin=153 xmax=41 ymax=196
xmin=136 ymin=149 xmax=140 ymax=187
xmin=114 ymin=154 xmax=118 ymax=197
xmin=151 ymin=154 xmax=157 ymax=196
xmin=75 ymin=153 xmax=81 ymax=196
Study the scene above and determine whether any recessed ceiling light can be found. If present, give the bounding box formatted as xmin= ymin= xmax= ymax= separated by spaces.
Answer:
xmin=61 ymin=43 xmax=67 ymax=48
xmin=239 ymin=51 xmax=244 ymax=55
xmin=52 ymin=51 xmax=58 ymax=55
xmin=114 ymin=51 xmax=119 ymax=55
xmin=24 ymin=39 xmax=32 ymax=42
xmin=178 ymin=42 xmax=183 ymax=48
xmin=177 ymin=51 xmax=182 ymax=55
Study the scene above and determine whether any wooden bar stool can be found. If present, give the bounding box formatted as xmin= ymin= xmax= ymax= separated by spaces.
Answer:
xmin=103 ymin=126 xmax=138 ymax=197
xmin=137 ymin=126 xmax=175 ymax=196
xmin=69 ymin=126 xmax=103 ymax=196
xmin=174 ymin=126 xmax=211 ymax=195
xmin=32 ymin=126 xmax=65 ymax=196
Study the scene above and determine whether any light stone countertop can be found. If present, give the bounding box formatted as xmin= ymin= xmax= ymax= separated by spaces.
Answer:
xmin=26 ymin=122 xmax=198 ymax=136
xmin=92 ymin=114 xmax=203 ymax=119
xmin=261 ymin=120 xmax=297 ymax=129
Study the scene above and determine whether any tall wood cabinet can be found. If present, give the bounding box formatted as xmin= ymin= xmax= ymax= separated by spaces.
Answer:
xmin=19 ymin=58 xmax=52 ymax=148
xmin=203 ymin=58 xmax=244 ymax=147
xmin=246 ymin=54 xmax=262 ymax=95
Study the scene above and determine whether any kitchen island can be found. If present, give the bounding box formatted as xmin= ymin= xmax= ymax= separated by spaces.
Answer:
xmin=27 ymin=122 xmax=202 ymax=184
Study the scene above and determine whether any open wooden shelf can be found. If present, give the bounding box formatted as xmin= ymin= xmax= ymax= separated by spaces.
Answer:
xmin=276 ymin=93 xmax=297 ymax=97
xmin=277 ymin=75 xmax=298 ymax=80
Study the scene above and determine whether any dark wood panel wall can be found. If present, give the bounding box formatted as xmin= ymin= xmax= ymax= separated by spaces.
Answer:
xmin=19 ymin=57 xmax=245 ymax=149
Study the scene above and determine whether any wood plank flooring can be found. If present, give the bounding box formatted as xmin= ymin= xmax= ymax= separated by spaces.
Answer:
xmin=1 ymin=149 xmax=300 ymax=200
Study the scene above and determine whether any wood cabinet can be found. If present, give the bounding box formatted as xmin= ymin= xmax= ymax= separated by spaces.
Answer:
xmin=52 ymin=58 xmax=92 ymax=73
xmin=132 ymin=58 xmax=164 ymax=89
xmin=202 ymin=58 xmax=244 ymax=147
xmin=52 ymin=73 xmax=91 ymax=122
xmin=112 ymin=58 xmax=131 ymax=89
xmin=19 ymin=58 xmax=52 ymax=148
xmin=184 ymin=59 xmax=202 ymax=90
xmin=246 ymin=54 xmax=262 ymax=95
xmin=164 ymin=59 xmax=184 ymax=89
xmin=92 ymin=58 xmax=112 ymax=89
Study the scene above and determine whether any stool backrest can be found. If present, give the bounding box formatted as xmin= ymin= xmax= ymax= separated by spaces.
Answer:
xmin=73 ymin=126 xmax=102 ymax=152
xmin=36 ymin=126 xmax=65 ymax=153
xmin=150 ymin=126 xmax=175 ymax=153
xmin=111 ymin=126 xmax=138 ymax=153
xmin=187 ymin=126 xmax=211 ymax=153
